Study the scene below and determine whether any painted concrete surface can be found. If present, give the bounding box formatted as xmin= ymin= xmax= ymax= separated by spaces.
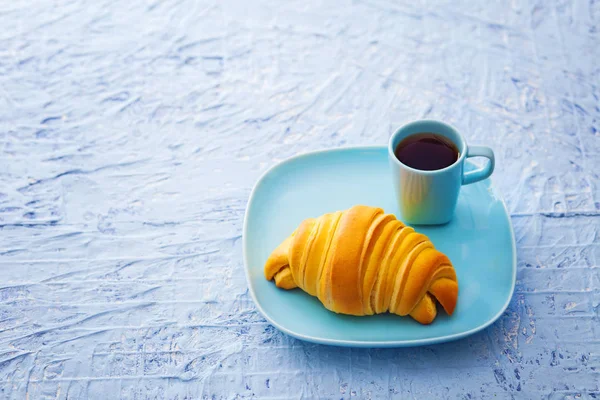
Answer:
xmin=0 ymin=0 xmax=599 ymax=398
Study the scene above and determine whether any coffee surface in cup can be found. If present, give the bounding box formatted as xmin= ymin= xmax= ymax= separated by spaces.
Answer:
xmin=394 ymin=133 xmax=459 ymax=171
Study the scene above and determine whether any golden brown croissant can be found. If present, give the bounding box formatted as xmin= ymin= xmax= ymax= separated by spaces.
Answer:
xmin=264 ymin=205 xmax=458 ymax=324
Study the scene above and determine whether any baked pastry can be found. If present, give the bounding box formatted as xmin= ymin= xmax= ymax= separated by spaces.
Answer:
xmin=264 ymin=205 xmax=458 ymax=324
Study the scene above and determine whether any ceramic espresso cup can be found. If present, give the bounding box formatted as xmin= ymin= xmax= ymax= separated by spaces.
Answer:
xmin=388 ymin=120 xmax=495 ymax=225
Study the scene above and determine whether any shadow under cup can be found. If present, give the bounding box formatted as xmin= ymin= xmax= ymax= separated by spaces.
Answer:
xmin=388 ymin=120 xmax=468 ymax=225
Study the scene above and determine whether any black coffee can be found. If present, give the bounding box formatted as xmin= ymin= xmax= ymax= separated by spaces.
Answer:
xmin=394 ymin=133 xmax=459 ymax=171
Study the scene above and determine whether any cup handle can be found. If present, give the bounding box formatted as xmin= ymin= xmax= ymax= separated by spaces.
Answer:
xmin=462 ymin=145 xmax=495 ymax=185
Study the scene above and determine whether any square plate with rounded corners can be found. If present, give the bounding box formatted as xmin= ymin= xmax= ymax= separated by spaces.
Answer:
xmin=243 ymin=147 xmax=516 ymax=347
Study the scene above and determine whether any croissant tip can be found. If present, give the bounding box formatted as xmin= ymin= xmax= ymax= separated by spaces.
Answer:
xmin=446 ymin=304 xmax=457 ymax=316
xmin=442 ymin=299 xmax=457 ymax=316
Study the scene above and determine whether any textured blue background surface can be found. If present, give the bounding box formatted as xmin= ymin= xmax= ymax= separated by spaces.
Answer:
xmin=0 ymin=0 xmax=599 ymax=398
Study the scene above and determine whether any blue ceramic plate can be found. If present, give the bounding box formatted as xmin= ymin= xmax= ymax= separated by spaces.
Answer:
xmin=243 ymin=147 xmax=516 ymax=347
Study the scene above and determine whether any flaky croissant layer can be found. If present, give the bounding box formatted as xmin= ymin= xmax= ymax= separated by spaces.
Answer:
xmin=264 ymin=205 xmax=458 ymax=324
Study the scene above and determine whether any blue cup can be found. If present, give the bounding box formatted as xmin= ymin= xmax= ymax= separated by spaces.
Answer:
xmin=388 ymin=120 xmax=495 ymax=225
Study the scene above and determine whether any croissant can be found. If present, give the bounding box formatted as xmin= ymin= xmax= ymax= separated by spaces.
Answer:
xmin=264 ymin=205 xmax=458 ymax=324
